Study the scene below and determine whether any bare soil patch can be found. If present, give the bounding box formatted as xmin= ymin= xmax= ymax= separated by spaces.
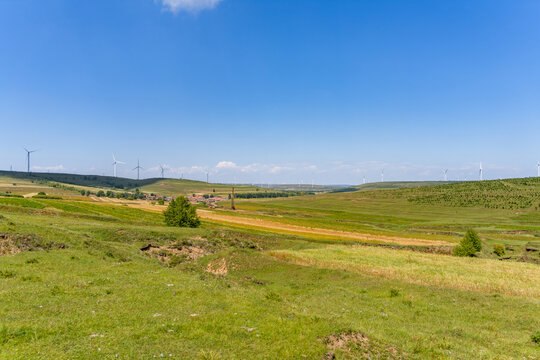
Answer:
xmin=0 ymin=233 xmax=65 ymax=255
xmin=206 ymin=258 xmax=228 ymax=275
xmin=140 ymin=243 xmax=208 ymax=265
xmin=322 ymin=332 xmax=403 ymax=360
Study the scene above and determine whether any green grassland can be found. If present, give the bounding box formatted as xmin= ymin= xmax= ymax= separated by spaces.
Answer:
xmin=215 ymin=178 xmax=540 ymax=253
xmin=137 ymin=178 xmax=259 ymax=196
xmin=0 ymin=171 xmax=261 ymax=197
xmin=353 ymin=181 xmax=457 ymax=191
xmin=0 ymin=193 xmax=539 ymax=359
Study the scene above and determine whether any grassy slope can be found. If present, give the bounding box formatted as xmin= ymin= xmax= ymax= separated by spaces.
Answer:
xmin=138 ymin=178 xmax=259 ymax=196
xmin=0 ymin=172 xmax=261 ymax=196
xmin=214 ymin=178 xmax=540 ymax=248
xmin=0 ymin=199 xmax=539 ymax=359
xmin=354 ymin=181 xmax=457 ymax=191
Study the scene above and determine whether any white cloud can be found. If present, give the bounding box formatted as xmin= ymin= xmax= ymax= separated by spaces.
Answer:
xmin=158 ymin=0 xmax=223 ymax=14
xmin=32 ymin=165 xmax=65 ymax=172
xmin=216 ymin=161 xmax=237 ymax=169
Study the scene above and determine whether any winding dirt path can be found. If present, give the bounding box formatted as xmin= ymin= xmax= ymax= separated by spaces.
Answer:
xmin=197 ymin=210 xmax=453 ymax=246
xmin=87 ymin=196 xmax=453 ymax=246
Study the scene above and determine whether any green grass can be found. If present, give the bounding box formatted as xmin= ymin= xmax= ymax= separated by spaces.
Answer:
xmin=138 ymin=178 xmax=260 ymax=196
xmin=213 ymin=178 xmax=540 ymax=249
xmin=0 ymin=171 xmax=262 ymax=197
xmin=0 ymin=189 xmax=539 ymax=359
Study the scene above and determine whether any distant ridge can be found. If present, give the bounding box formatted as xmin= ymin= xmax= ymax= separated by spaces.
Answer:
xmin=0 ymin=170 xmax=192 ymax=190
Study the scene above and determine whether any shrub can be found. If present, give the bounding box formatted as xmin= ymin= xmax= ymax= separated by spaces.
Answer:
xmin=493 ymin=244 xmax=506 ymax=257
xmin=158 ymin=199 xmax=165 ymax=205
xmin=37 ymin=191 xmax=46 ymax=196
xmin=0 ymin=270 xmax=15 ymax=279
xmin=389 ymin=289 xmax=400 ymax=297
xmin=531 ymin=331 xmax=540 ymax=345
xmin=164 ymin=197 xmax=200 ymax=228
xmin=453 ymin=229 xmax=482 ymax=257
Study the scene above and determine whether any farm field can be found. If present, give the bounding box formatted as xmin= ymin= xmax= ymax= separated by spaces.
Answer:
xmin=0 ymin=189 xmax=539 ymax=359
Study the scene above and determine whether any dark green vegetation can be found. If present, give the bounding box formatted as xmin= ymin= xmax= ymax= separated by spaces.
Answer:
xmin=0 ymin=170 xmax=152 ymax=190
xmin=453 ymin=229 xmax=482 ymax=257
xmin=164 ymin=197 xmax=201 ymax=228
xmin=0 ymin=191 xmax=539 ymax=359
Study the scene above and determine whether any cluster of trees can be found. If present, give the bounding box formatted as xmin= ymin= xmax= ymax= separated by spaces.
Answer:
xmin=233 ymin=191 xmax=314 ymax=199
xmin=81 ymin=188 xmax=147 ymax=200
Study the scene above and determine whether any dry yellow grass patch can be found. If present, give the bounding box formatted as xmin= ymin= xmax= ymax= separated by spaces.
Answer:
xmin=269 ymin=245 xmax=540 ymax=298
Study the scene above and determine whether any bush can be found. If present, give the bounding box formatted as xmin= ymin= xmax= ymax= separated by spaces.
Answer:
xmin=493 ymin=244 xmax=506 ymax=257
xmin=164 ymin=197 xmax=200 ymax=228
xmin=531 ymin=331 xmax=540 ymax=345
xmin=453 ymin=229 xmax=482 ymax=257
xmin=158 ymin=199 xmax=165 ymax=205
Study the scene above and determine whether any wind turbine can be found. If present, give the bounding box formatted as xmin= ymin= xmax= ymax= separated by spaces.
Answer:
xmin=159 ymin=164 xmax=165 ymax=179
xmin=444 ymin=169 xmax=448 ymax=182
xmin=132 ymin=159 xmax=143 ymax=180
xmin=381 ymin=169 xmax=384 ymax=182
xmin=112 ymin=155 xmax=125 ymax=178
xmin=24 ymin=148 xmax=38 ymax=174
xmin=537 ymin=162 xmax=539 ymax=177
xmin=363 ymin=176 xmax=366 ymax=184
xmin=479 ymin=162 xmax=483 ymax=181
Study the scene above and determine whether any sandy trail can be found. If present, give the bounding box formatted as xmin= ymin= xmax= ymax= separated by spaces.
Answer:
xmin=197 ymin=210 xmax=453 ymax=246
xmin=23 ymin=192 xmax=38 ymax=198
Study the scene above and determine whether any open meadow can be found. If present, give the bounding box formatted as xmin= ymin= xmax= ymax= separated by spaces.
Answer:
xmin=0 ymin=177 xmax=539 ymax=359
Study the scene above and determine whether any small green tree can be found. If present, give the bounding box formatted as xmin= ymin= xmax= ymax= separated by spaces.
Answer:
xmin=454 ymin=229 xmax=482 ymax=257
xmin=164 ymin=197 xmax=200 ymax=228
xmin=493 ymin=244 xmax=506 ymax=257
xmin=158 ymin=199 xmax=165 ymax=205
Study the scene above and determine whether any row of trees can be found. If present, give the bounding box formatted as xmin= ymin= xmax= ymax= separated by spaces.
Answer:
xmin=80 ymin=188 xmax=147 ymax=200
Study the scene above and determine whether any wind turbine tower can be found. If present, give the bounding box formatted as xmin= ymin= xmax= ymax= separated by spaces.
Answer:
xmin=479 ymin=163 xmax=483 ymax=181
xmin=381 ymin=169 xmax=384 ymax=182
xmin=537 ymin=162 xmax=539 ymax=177
xmin=363 ymin=176 xmax=366 ymax=184
xmin=132 ymin=159 xmax=143 ymax=180
xmin=159 ymin=164 xmax=165 ymax=179
xmin=444 ymin=169 xmax=448 ymax=182
xmin=24 ymin=148 xmax=37 ymax=174
xmin=112 ymin=155 xmax=125 ymax=178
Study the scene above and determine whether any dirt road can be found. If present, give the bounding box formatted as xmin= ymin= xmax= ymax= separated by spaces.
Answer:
xmin=197 ymin=210 xmax=453 ymax=246
xmin=88 ymin=197 xmax=452 ymax=246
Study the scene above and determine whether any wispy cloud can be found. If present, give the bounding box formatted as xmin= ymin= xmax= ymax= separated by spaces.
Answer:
xmin=157 ymin=0 xmax=223 ymax=14
xmin=32 ymin=165 xmax=65 ymax=172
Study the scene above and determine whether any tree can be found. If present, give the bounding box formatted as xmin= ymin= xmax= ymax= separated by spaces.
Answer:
xmin=163 ymin=197 xmax=200 ymax=228
xmin=454 ymin=229 xmax=482 ymax=257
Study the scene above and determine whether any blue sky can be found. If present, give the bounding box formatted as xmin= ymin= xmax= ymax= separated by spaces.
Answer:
xmin=0 ymin=0 xmax=539 ymax=184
